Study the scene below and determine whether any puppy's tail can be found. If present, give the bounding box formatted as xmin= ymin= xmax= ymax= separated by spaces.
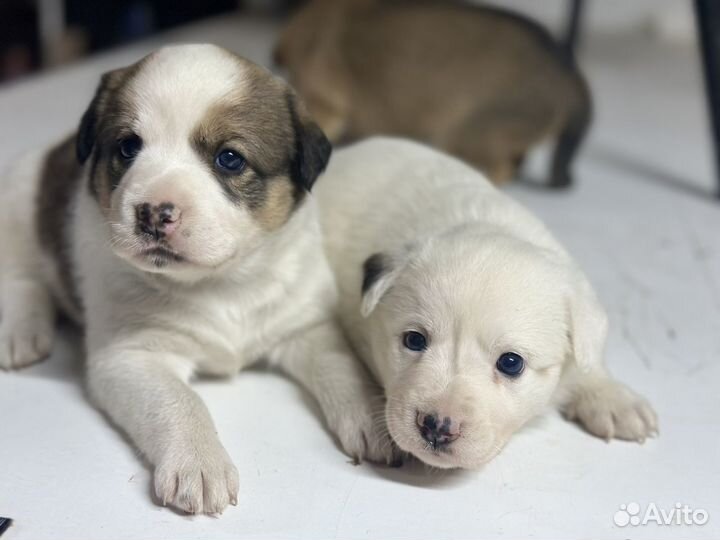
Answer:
xmin=548 ymin=71 xmax=592 ymax=188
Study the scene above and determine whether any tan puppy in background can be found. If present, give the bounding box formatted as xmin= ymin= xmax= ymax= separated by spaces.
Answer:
xmin=315 ymin=138 xmax=657 ymax=469
xmin=275 ymin=0 xmax=591 ymax=187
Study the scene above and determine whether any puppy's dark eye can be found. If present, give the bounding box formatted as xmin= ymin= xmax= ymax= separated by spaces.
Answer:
xmin=403 ymin=330 xmax=427 ymax=352
xmin=118 ymin=135 xmax=142 ymax=160
xmin=496 ymin=352 xmax=525 ymax=378
xmin=215 ymin=149 xmax=246 ymax=172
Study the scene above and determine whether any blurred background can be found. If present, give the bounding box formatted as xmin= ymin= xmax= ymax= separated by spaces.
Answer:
xmin=0 ymin=0 xmax=267 ymax=79
xmin=0 ymin=0 xmax=714 ymax=197
xmin=0 ymin=0 xmax=697 ymax=82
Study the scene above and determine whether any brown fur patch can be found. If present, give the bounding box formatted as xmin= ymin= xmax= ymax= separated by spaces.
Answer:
xmin=251 ymin=176 xmax=296 ymax=231
xmin=191 ymin=59 xmax=325 ymax=231
xmin=192 ymin=88 xmax=293 ymax=178
xmin=35 ymin=134 xmax=83 ymax=312
xmin=78 ymin=58 xmax=148 ymax=211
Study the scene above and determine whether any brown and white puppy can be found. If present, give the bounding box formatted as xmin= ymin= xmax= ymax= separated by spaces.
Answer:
xmin=275 ymin=0 xmax=591 ymax=187
xmin=0 ymin=44 xmax=394 ymax=514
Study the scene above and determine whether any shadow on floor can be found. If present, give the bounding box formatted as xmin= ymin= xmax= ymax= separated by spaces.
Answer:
xmin=15 ymin=317 xmax=84 ymax=383
xmin=585 ymin=146 xmax=719 ymax=204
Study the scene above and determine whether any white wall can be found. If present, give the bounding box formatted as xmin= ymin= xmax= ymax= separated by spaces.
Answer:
xmin=480 ymin=0 xmax=696 ymax=44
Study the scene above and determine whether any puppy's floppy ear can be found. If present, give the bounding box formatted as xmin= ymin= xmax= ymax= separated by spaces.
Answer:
xmin=360 ymin=247 xmax=415 ymax=317
xmin=287 ymin=91 xmax=332 ymax=191
xmin=568 ymin=271 xmax=609 ymax=373
xmin=76 ymin=67 xmax=129 ymax=164
xmin=361 ymin=253 xmax=396 ymax=317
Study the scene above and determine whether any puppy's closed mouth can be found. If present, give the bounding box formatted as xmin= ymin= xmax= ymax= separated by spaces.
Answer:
xmin=423 ymin=443 xmax=453 ymax=455
xmin=140 ymin=246 xmax=185 ymax=267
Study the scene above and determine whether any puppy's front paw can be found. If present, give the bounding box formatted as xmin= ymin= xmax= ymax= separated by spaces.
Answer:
xmin=562 ymin=378 xmax=658 ymax=442
xmin=154 ymin=442 xmax=239 ymax=515
xmin=328 ymin=398 xmax=402 ymax=467
xmin=0 ymin=318 xmax=53 ymax=370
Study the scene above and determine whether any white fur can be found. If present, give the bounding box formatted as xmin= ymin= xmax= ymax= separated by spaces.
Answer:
xmin=315 ymin=137 xmax=658 ymax=469
xmin=0 ymin=150 xmax=59 ymax=366
xmin=0 ymin=45 xmax=395 ymax=515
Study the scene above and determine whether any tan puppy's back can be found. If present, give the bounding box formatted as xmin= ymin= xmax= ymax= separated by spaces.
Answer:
xmin=276 ymin=0 xmax=591 ymax=187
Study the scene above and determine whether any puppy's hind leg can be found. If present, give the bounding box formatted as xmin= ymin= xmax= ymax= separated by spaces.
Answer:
xmin=269 ymin=322 xmax=402 ymax=466
xmin=0 ymin=153 xmax=56 ymax=370
xmin=0 ymin=274 xmax=55 ymax=369
xmin=549 ymin=82 xmax=591 ymax=188
xmin=442 ymin=107 xmax=547 ymax=184
xmin=443 ymin=133 xmax=516 ymax=184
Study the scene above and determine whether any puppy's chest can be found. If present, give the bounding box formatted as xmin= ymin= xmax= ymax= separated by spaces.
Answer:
xmin=166 ymin=282 xmax=303 ymax=375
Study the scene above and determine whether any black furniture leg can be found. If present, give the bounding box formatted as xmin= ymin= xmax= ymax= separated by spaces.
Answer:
xmin=695 ymin=0 xmax=720 ymax=198
xmin=564 ymin=0 xmax=585 ymax=53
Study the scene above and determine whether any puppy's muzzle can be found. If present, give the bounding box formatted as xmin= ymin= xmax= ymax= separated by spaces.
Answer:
xmin=417 ymin=412 xmax=460 ymax=449
xmin=136 ymin=202 xmax=181 ymax=240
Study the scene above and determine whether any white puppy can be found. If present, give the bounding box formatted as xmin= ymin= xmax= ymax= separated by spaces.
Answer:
xmin=0 ymin=45 xmax=393 ymax=514
xmin=316 ymin=137 xmax=658 ymax=469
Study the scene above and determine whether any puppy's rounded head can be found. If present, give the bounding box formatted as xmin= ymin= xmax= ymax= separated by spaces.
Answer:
xmin=75 ymin=44 xmax=330 ymax=281
xmin=361 ymin=230 xmax=607 ymax=469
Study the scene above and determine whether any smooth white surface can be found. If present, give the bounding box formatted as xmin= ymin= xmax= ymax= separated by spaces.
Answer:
xmin=1 ymin=13 xmax=719 ymax=540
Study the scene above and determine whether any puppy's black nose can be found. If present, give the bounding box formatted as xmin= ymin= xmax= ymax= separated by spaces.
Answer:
xmin=417 ymin=413 xmax=459 ymax=448
xmin=135 ymin=202 xmax=181 ymax=240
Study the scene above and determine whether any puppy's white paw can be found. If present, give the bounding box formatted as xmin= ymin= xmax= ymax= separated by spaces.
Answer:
xmin=0 ymin=318 xmax=53 ymax=370
xmin=154 ymin=442 xmax=239 ymax=515
xmin=563 ymin=378 xmax=658 ymax=443
xmin=327 ymin=397 xmax=402 ymax=467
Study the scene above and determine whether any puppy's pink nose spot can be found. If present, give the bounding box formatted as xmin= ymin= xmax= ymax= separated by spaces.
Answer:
xmin=136 ymin=202 xmax=182 ymax=240
xmin=158 ymin=204 xmax=181 ymax=235
xmin=160 ymin=218 xmax=179 ymax=236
